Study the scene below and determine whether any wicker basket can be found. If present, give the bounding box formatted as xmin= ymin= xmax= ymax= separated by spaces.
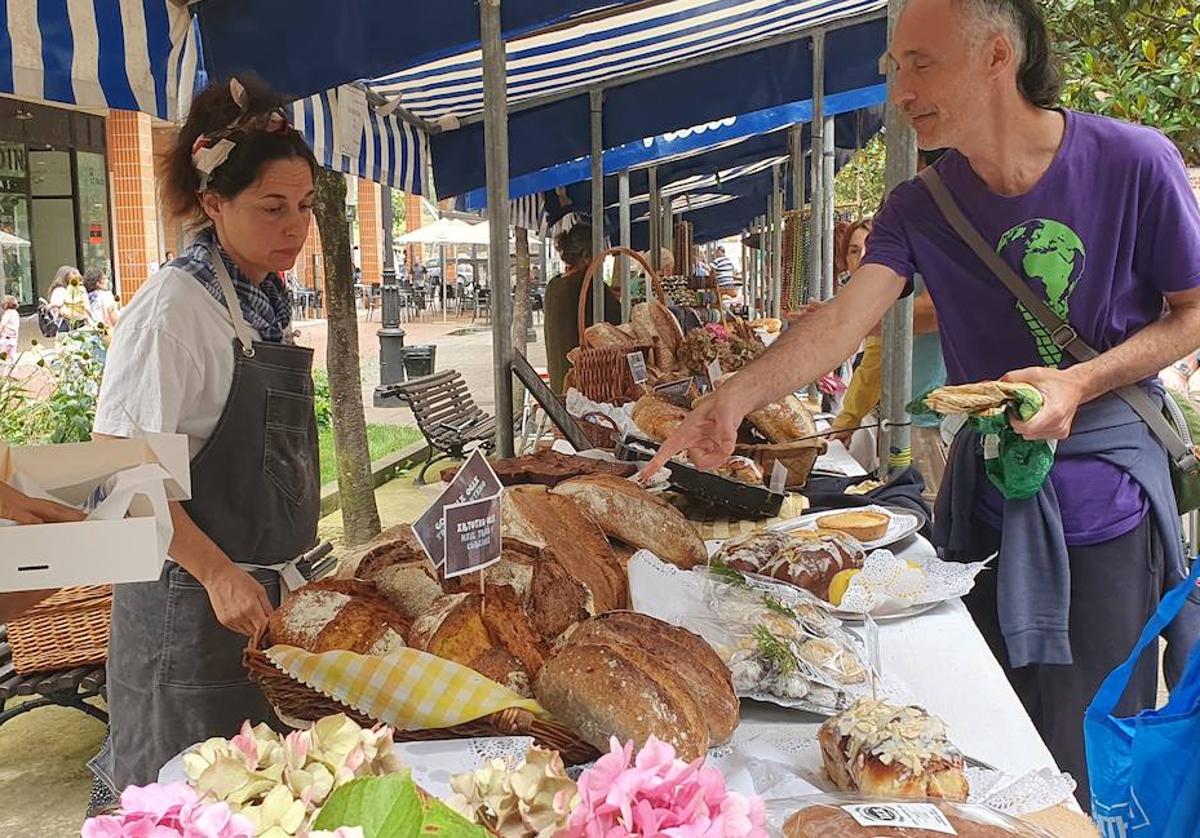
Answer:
xmin=7 ymin=585 xmax=112 ymax=674
xmin=243 ymin=631 xmax=598 ymax=764
xmin=571 ymin=247 xmax=669 ymax=406
xmin=734 ymin=438 xmax=828 ymax=490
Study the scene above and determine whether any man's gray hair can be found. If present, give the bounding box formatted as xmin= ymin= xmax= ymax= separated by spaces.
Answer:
xmin=955 ymin=0 xmax=1062 ymax=108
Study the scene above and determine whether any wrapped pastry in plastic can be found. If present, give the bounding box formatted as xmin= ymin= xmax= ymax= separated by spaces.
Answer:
xmin=779 ymin=795 xmax=1054 ymax=837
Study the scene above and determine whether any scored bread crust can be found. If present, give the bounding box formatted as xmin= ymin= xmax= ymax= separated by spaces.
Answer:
xmin=816 ymin=511 xmax=891 ymax=542
xmin=551 ymin=474 xmax=707 ymax=570
xmin=630 ymin=301 xmax=684 ymax=372
xmin=631 ymin=394 xmax=690 ymax=443
xmin=533 ymin=641 xmax=709 ymax=761
xmin=268 ymin=579 xmax=410 ymax=654
xmin=747 ymin=394 xmax=818 ymax=443
xmin=501 ymin=485 xmax=626 ymax=612
xmin=569 ymin=611 xmax=738 ymax=745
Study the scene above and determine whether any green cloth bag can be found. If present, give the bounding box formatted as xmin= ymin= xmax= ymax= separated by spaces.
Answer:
xmin=909 ymin=385 xmax=1053 ymax=500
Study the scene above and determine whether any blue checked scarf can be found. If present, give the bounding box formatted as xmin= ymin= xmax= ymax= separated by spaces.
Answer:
xmin=180 ymin=228 xmax=291 ymax=343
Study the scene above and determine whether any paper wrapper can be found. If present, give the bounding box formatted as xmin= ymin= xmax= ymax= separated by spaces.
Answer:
xmin=837 ymin=549 xmax=991 ymax=616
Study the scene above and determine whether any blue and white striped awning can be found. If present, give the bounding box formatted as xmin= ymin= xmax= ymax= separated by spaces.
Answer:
xmin=287 ymin=86 xmax=430 ymax=195
xmin=367 ymin=0 xmax=887 ymax=122
xmin=1 ymin=0 xmax=194 ymax=120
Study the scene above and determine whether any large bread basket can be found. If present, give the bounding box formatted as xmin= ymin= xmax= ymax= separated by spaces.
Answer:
xmin=567 ymin=246 xmax=669 ymax=405
xmin=243 ymin=629 xmax=598 ymax=764
xmin=734 ymin=437 xmax=827 ymax=490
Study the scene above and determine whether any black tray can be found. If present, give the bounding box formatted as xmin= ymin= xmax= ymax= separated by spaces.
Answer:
xmin=617 ymin=436 xmax=785 ymax=520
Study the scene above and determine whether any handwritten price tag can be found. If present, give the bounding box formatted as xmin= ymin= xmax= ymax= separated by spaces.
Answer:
xmin=769 ymin=460 xmax=788 ymax=493
xmin=707 ymin=359 xmax=722 ymax=386
xmin=442 ymin=495 xmax=502 ymax=578
xmin=627 ymin=351 xmax=648 ymax=384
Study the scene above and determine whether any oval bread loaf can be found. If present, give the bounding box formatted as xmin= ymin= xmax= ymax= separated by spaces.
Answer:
xmin=551 ymin=474 xmax=707 ymax=569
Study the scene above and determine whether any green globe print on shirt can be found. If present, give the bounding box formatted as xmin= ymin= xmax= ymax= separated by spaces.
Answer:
xmin=996 ymin=219 xmax=1087 ymax=366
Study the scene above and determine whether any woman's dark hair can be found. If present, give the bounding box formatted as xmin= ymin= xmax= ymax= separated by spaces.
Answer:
xmin=158 ymin=75 xmax=318 ymax=226
xmin=555 ymin=223 xmax=593 ymax=270
xmin=962 ymin=0 xmax=1061 ymax=109
xmin=83 ymin=267 xmax=106 ymax=294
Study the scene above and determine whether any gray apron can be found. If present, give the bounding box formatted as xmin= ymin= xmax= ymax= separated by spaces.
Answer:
xmin=91 ymin=256 xmax=319 ymax=791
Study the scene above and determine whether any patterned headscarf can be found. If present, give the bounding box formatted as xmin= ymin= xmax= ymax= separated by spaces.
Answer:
xmin=179 ymin=228 xmax=291 ymax=344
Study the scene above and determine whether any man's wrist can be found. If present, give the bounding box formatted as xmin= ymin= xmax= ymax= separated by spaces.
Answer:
xmin=1061 ymin=362 xmax=1102 ymax=404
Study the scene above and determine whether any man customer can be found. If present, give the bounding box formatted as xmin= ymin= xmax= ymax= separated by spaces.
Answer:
xmin=646 ymin=0 xmax=1200 ymax=807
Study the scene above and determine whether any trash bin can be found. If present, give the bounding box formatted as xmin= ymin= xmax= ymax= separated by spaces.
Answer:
xmin=403 ymin=345 xmax=436 ymax=379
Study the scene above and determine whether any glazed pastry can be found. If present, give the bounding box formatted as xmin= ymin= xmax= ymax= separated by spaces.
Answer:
xmin=713 ymin=531 xmax=865 ymax=600
xmin=818 ymin=699 xmax=970 ymax=801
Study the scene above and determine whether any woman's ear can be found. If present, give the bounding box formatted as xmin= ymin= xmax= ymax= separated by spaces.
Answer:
xmin=199 ymin=191 xmax=222 ymax=223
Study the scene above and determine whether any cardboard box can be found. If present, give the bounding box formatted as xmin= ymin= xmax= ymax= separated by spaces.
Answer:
xmin=0 ymin=434 xmax=190 ymax=591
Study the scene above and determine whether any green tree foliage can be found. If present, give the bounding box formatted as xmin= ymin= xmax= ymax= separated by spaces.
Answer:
xmin=1048 ymin=0 xmax=1200 ymax=163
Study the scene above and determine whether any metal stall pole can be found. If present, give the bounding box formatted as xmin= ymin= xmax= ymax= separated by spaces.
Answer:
xmin=810 ymin=31 xmax=826 ymax=302
xmin=590 ymin=90 xmax=606 ymax=319
xmin=662 ymin=196 xmax=674 ymax=263
xmin=771 ymin=163 xmax=784 ymax=318
xmin=481 ymin=0 xmax=515 ymax=456
xmin=821 ymin=113 xmax=836 ymax=301
xmin=763 ymin=197 xmax=773 ymax=321
xmin=618 ymin=170 xmax=632 ymax=321
xmin=648 ymin=166 xmax=661 ymax=271
xmin=878 ymin=0 xmax=918 ymax=479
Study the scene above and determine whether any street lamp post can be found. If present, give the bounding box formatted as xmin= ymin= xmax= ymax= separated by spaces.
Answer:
xmin=375 ymin=185 xmax=406 ymax=405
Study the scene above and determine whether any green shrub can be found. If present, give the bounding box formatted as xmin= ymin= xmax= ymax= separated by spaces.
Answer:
xmin=312 ymin=366 xmax=332 ymax=429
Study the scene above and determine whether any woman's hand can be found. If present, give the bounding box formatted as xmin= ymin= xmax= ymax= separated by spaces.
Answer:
xmin=202 ymin=564 xmax=273 ymax=637
xmin=0 ymin=480 xmax=86 ymax=524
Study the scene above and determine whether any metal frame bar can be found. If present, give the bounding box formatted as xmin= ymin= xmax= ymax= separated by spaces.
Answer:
xmin=454 ymin=10 xmax=886 ymax=128
xmin=809 ymin=30 xmax=826 ymax=302
xmin=590 ymin=89 xmax=606 ymax=316
xmin=648 ymin=166 xmax=661 ymax=270
xmin=618 ymin=169 xmax=632 ymax=320
xmin=821 ymin=111 xmax=836 ymax=300
xmin=878 ymin=0 xmax=917 ymax=478
xmin=771 ymin=163 xmax=784 ymax=318
xmin=481 ymin=0 xmax=515 ymax=457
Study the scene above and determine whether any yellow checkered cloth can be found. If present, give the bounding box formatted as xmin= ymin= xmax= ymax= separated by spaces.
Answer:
xmin=266 ymin=645 xmax=544 ymax=732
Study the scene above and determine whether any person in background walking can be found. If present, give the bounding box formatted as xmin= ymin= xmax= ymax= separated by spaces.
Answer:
xmin=47 ymin=265 xmax=88 ymax=331
xmin=544 ymin=223 xmax=620 ymax=394
xmin=710 ymin=245 xmax=736 ymax=286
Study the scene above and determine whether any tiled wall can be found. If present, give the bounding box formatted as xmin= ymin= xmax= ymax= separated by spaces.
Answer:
xmin=406 ymin=191 xmax=425 ymax=263
xmin=105 ymin=110 xmax=159 ymax=301
xmin=358 ymin=178 xmax=382 ymax=284
xmin=295 ymin=213 xmax=325 ymax=317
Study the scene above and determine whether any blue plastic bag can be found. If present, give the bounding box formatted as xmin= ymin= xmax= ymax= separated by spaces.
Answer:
xmin=1085 ymin=559 xmax=1200 ymax=838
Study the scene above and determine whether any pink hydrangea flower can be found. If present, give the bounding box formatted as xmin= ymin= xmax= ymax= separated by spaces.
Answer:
xmin=703 ymin=323 xmax=730 ymax=342
xmin=82 ymin=782 xmax=254 ymax=838
xmin=562 ymin=737 xmax=767 ymax=838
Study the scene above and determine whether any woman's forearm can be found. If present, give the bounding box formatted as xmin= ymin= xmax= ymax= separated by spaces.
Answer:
xmin=167 ymin=500 xmax=236 ymax=585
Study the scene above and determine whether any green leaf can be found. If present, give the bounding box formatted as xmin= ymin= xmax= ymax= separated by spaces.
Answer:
xmin=1142 ymin=39 xmax=1158 ymax=62
xmin=312 ymin=774 xmax=487 ymax=838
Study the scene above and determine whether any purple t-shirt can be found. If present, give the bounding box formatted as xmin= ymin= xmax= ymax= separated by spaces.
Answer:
xmin=866 ymin=110 xmax=1200 ymax=545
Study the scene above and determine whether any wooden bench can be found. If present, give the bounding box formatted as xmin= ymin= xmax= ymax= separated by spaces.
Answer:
xmin=379 ymin=370 xmax=497 ymax=484
xmin=0 ymin=626 xmax=108 ymax=728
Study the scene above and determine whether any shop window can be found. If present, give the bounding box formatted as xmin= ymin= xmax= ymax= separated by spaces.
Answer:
xmin=76 ymin=151 xmax=112 ymax=279
xmin=0 ymin=141 xmax=33 ymax=306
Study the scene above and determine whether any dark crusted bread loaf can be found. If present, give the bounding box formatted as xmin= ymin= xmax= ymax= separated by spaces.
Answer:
xmin=533 ymin=640 xmax=709 ymax=761
xmin=267 ymin=579 xmax=408 ymax=656
xmin=551 ymin=474 xmax=707 ymax=570
xmin=567 ymin=611 xmax=738 ymax=745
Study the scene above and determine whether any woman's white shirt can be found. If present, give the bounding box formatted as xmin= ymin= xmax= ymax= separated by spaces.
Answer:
xmin=93 ymin=265 xmax=260 ymax=458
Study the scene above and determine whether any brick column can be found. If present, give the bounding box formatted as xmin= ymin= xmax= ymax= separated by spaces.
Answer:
xmin=106 ymin=110 xmax=160 ymax=300
xmin=358 ymin=178 xmax=383 ymax=283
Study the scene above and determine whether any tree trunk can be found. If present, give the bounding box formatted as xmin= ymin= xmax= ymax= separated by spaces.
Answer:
xmin=313 ymin=169 xmax=381 ymax=546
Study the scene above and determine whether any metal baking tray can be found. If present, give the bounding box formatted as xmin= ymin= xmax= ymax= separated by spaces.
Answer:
xmin=616 ymin=436 xmax=785 ymax=519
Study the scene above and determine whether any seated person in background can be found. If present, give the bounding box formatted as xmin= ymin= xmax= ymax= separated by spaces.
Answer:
xmin=0 ymin=480 xmax=86 ymax=622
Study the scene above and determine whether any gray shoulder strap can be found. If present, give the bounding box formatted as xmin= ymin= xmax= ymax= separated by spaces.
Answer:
xmin=917 ymin=167 xmax=1193 ymax=465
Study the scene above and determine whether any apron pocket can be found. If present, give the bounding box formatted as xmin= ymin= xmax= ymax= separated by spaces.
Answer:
xmin=263 ymin=388 xmax=317 ymax=507
xmin=158 ymin=565 xmax=280 ymax=689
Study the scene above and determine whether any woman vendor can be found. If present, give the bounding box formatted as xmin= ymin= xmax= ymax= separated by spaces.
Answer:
xmin=543 ymin=223 xmax=621 ymax=394
xmin=89 ymin=77 xmax=320 ymax=791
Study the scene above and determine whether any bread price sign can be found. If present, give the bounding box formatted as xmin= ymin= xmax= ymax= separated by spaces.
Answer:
xmin=412 ymin=448 xmax=502 ymax=576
